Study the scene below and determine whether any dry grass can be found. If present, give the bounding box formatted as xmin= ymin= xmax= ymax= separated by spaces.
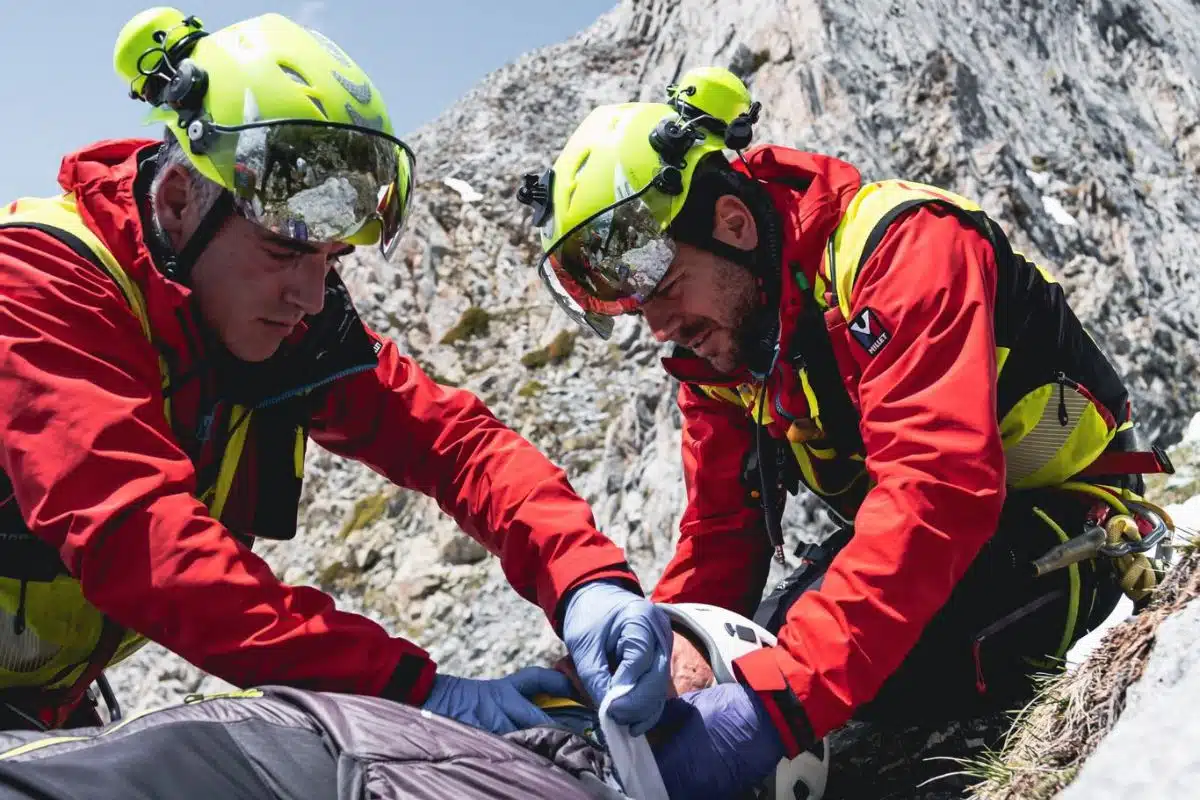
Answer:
xmin=961 ymin=546 xmax=1200 ymax=799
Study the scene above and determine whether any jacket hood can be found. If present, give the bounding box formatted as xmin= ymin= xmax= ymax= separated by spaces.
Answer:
xmin=57 ymin=138 xmax=158 ymax=194
xmin=59 ymin=137 xmax=180 ymax=298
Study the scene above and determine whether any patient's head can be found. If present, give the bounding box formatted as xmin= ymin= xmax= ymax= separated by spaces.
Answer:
xmin=669 ymin=626 xmax=717 ymax=694
xmin=554 ymin=624 xmax=717 ymax=702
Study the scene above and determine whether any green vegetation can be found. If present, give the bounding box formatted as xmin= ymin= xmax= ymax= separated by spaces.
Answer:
xmin=521 ymin=330 xmax=576 ymax=368
xmin=517 ymin=380 xmax=546 ymax=398
xmin=339 ymin=491 xmax=389 ymax=539
xmin=440 ymin=306 xmax=491 ymax=344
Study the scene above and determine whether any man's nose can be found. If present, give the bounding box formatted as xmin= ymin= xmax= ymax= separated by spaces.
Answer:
xmin=284 ymin=254 xmax=327 ymax=316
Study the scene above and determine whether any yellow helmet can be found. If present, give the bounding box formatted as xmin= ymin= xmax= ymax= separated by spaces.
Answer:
xmin=518 ymin=67 xmax=759 ymax=337
xmin=114 ymin=8 xmax=414 ymax=258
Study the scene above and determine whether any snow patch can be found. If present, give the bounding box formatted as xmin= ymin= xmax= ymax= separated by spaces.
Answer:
xmin=443 ymin=177 xmax=483 ymax=203
xmin=1042 ymin=195 xmax=1078 ymax=226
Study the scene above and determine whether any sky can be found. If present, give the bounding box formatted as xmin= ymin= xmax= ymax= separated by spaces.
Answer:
xmin=0 ymin=0 xmax=616 ymax=201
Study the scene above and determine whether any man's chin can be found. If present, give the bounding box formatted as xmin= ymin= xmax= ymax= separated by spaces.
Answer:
xmin=226 ymin=336 xmax=283 ymax=363
xmin=702 ymin=350 xmax=741 ymax=375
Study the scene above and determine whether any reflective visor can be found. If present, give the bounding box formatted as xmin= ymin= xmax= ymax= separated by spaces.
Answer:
xmin=536 ymin=185 xmax=676 ymax=339
xmin=210 ymin=120 xmax=415 ymax=260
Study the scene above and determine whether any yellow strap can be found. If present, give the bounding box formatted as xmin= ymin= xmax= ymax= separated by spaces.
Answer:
xmin=1057 ymin=481 xmax=1132 ymax=517
xmin=0 ymin=195 xmax=152 ymax=340
xmin=995 ymin=346 xmax=1012 ymax=377
xmin=796 ymin=368 xmax=822 ymax=428
xmin=0 ymin=687 xmax=271 ymax=760
xmin=699 ymin=385 xmax=744 ymax=407
xmin=1032 ymin=506 xmax=1081 ymax=660
xmin=293 ymin=428 xmax=307 ymax=478
xmin=0 ymin=194 xmax=173 ymax=425
xmin=828 ymin=180 xmax=984 ymax=321
xmin=209 ymin=406 xmax=253 ymax=521
xmin=532 ymin=693 xmax=588 ymax=711
xmin=0 ymin=686 xmax=272 ymax=760
xmin=0 ymin=700 xmax=162 ymax=760
xmin=738 ymin=383 xmax=774 ymax=426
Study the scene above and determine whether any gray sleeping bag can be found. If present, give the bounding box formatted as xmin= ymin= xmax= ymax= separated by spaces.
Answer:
xmin=0 ymin=686 xmax=630 ymax=800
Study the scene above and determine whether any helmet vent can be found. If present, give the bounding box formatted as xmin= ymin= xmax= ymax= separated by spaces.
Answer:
xmin=308 ymin=95 xmax=329 ymax=119
xmin=305 ymin=27 xmax=354 ymax=69
xmin=346 ymin=104 xmax=384 ymax=132
xmin=279 ymin=64 xmax=311 ymax=85
xmin=565 ymin=153 xmax=589 ymax=207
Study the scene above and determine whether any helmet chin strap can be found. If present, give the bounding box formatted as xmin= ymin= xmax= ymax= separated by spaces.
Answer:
xmin=673 ymin=203 xmax=782 ymax=375
xmin=160 ymin=189 xmax=235 ymax=283
xmin=720 ymin=186 xmax=785 ymax=376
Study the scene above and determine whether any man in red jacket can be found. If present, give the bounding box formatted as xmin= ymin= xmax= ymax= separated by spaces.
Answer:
xmin=0 ymin=10 xmax=671 ymax=736
xmin=521 ymin=68 xmax=1172 ymax=797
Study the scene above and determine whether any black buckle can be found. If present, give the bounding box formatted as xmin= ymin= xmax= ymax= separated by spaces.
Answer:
xmin=795 ymin=541 xmax=826 ymax=564
xmin=516 ymin=168 xmax=553 ymax=227
xmin=1153 ymin=444 xmax=1176 ymax=475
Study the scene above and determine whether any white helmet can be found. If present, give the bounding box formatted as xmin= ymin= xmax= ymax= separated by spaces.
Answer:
xmin=659 ymin=602 xmax=830 ymax=800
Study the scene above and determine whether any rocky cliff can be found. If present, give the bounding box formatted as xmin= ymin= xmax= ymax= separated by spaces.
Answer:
xmin=110 ymin=1 xmax=1200 ymax=797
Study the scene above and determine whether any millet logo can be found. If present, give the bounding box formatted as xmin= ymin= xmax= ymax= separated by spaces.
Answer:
xmin=849 ymin=307 xmax=891 ymax=356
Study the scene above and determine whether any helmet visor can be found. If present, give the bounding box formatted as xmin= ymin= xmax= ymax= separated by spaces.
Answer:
xmin=211 ymin=121 xmax=415 ymax=259
xmin=536 ymin=186 xmax=677 ymax=339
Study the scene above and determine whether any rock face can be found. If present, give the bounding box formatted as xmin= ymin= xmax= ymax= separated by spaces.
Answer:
xmin=1059 ymin=595 xmax=1200 ymax=800
xmin=109 ymin=0 xmax=1200 ymax=796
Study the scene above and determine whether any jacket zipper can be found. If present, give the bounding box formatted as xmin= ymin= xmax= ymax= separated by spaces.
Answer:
xmin=253 ymin=363 xmax=377 ymax=409
xmin=1056 ymin=371 xmax=1073 ymax=427
xmin=972 ymin=588 xmax=1064 ymax=695
xmin=13 ymin=579 xmax=27 ymax=635
xmin=825 ymin=239 xmax=838 ymax=307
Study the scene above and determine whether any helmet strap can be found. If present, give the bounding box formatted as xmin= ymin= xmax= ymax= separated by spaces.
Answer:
xmin=161 ymin=189 xmax=234 ymax=284
xmin=672 ymin=175 xmax=784 ymax=374
xmin=741 ymin=190 xmax=785 ymax=374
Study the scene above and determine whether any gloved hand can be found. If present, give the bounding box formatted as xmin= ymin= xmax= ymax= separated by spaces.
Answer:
xmin=421 ymin=666 xmax=575 ymax=735
xmin=651 ymin=683 xmax=786 ymax=800
xmin=562 ymin=579 xmax=672 ymax=735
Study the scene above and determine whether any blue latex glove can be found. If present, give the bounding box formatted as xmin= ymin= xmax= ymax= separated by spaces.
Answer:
xmin=421 ymin=666 xmax=575 ymax=735
xmin=651 ymin=683 xmax=786 ymax=800
xmin=562 ymin=580 xmax=672 ymax=735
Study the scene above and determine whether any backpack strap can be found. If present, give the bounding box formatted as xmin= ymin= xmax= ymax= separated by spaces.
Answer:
xmin=785 ymin=264 xmax=865 ymax=458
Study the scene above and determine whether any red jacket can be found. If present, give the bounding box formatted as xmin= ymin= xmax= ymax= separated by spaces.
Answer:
xmin=650 ymin=147 xmax=1007 ymax=750
xmin=0 ymin=139 xmax=637 ymax=704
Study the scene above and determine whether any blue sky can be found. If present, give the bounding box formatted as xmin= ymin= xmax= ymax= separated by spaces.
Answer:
xmin=0 ymin=1 xmax=615 ymax=200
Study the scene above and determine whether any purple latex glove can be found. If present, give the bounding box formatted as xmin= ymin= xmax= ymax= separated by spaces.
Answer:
xmin=421 ymin=666 xmax=575 ymax=735
xmin=562 ymin=580 xmax=672 ymax=735
xmin=651 ymin=683 xmax=786 ymax=799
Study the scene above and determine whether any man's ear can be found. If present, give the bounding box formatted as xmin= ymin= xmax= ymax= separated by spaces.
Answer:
xmin=151 ymin=164 xmax=195 ymax=250
xmin=711 ymin=194 xmax=759 ymax=250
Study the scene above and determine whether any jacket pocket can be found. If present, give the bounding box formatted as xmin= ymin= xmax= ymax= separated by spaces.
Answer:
xmin=1000 ymin=373 xmax=1118 ymax=489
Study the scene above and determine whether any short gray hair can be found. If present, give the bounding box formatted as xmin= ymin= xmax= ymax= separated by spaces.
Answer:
xmin=148 ymin=132 xmax=225 ymax=233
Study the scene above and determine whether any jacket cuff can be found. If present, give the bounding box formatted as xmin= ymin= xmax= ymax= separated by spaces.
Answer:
xmin=733 ymin=647 xmax=815 ymax=758
xmin=541 ymin=554 xmax=641 ymax=632
xmin=380 ymin=651 xmax=438 ymax=706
